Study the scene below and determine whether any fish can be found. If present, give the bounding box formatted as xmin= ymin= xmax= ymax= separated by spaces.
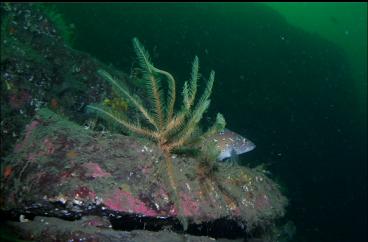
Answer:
xmin=210 ymin=128 xmax=256 ymax=161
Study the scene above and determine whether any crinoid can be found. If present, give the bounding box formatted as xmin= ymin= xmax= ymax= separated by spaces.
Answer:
xmin=87 ymin=37 xmax=226 ymax=230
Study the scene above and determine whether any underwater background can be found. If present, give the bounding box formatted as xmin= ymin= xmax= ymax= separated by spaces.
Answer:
xmin=53 ymin=3 xmax=366 ymax=241
xmin=1 ymin=2 xmax=366 ymax=242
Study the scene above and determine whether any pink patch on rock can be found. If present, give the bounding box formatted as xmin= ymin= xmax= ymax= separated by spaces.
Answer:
xmin=180 ymin=192 xmax=200 ymax=217
xmin=9 ymin=90 xmax=32 ymax=109
xmin=139 ymin=164 xmax=153 ymax=175
xmin=15 ymin=120 xmax=41 ymax=153
xmin=83 ymin=162 xmax=111 ymax=178
xmin=104 ymin=189 xmax=158 ymax=217
xmin=73 ymin=186 xmax=96 ymax=200
xmin=231 ymin=206 xmax=241 ymax=216
xmin=154 ymin=186 xmax=170 ymax=202
xmin=166 ymin=192 xmax=200 ymax=217
xmin=255 ymin=194 xmax=271 ymax=210
xmin=27 ymin=151 xmax=43 ymax=161
xmin=26 ymin=120 xmax=41 ymax=132
xmin=43 ymin=138 xmax=55 ymax=154
xmin=168 ymin=205 xmax=178 ymax=216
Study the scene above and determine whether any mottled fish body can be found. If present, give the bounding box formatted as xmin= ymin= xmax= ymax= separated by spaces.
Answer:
xmin=210 ymin=128 xmax=256 ymax=161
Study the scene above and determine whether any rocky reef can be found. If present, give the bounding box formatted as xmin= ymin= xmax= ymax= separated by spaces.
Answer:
xmin=2 ymin=108 xmax=287 ymax=240
xmin=1 ymin=3 xmax=288 ymax=241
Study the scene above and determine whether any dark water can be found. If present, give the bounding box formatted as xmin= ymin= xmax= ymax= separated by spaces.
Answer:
xmin=52 ymin=3 xmax=366 ymax=242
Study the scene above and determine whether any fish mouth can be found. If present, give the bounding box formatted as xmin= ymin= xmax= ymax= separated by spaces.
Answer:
xmin=250 ymin=142 xmax=256 ymax=150
xmin=243 ymin=142 xmax=256 ymax=153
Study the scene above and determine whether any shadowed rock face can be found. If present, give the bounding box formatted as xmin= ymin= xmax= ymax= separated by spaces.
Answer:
xmin=1 ymin=3 xmax=129 ymax=159
xmin=3 ymin=216 xmax=249 ymax=242
xmin=1 ymin=108 xmax=287 ymax=239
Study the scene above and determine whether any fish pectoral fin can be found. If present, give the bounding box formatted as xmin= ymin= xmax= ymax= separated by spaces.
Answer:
xmin=229 ymin=149 xmax=239 ymax=166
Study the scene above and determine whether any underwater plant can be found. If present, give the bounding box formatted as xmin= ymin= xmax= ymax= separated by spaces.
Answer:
xmin=87 ymin=37 xmax=225 ymax=229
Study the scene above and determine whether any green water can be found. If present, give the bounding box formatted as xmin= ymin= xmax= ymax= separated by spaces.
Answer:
xmin=51 ymin=3 xmax=366 ymax=242
xmin=265 ymin=2 xmax=367 ymax=125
